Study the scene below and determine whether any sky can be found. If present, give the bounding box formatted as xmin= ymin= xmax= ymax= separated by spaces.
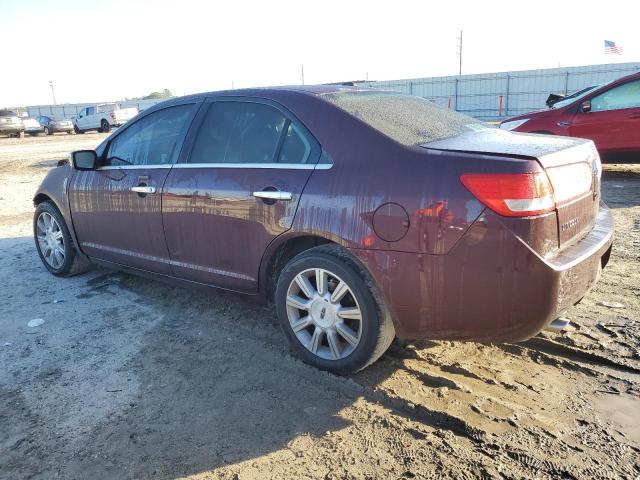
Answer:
xmin=1 ymin=0 xmax=638 ymax=106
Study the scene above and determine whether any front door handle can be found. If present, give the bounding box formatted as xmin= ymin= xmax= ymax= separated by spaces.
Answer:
xmin=253 ymin=191 xmax=292 ymax=201
xmin=131 ymin=186 xmax=156 ymax=194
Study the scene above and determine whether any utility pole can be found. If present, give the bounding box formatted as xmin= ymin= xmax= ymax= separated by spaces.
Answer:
xmin=49 ymin=80 xmax=57 ymax=105
xmin=301 ymin=64 xmax=305 ymax=85
xmin=457 ymin=30 xmax=463 ymax=76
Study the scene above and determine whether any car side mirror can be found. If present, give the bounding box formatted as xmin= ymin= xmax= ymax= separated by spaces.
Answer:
xmin=71 ymin=150 xmax=98 ymax=170
xmin=581 ymin=100 xmax=591 ymax=113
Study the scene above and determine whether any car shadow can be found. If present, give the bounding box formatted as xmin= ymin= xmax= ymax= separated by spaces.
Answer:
xmin=601 ymin=173 xmax=640 ymax=209
xmin=1 ymin=237 xmax=483 ymax=479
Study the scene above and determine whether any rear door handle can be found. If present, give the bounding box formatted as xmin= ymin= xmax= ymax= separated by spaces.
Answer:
xmin=253 ymin=191 xmax=292 ymax=201
xmin=131 ymin=186 xmax=156 ymax=194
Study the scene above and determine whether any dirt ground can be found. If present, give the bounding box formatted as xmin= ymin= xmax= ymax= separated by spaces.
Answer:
xmin=1 ymin=133 xmax=639 ymax=480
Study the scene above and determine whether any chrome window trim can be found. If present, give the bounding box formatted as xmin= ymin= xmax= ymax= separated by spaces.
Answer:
xmin=96 ymin=165 xmax=172 ymax=171
xmin=172 ymin=162 xmax=332 ymax=170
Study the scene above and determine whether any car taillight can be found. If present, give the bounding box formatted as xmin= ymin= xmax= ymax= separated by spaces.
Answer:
xmin=110 ymin=112 xmax=116 ymax=119
xmin=460 ymin=172 xmax=555 ymax=217
xmin=545 ymin=162 xmax=592 ymax=205
xmin=461 ymin=162 xmax=593 ymax=217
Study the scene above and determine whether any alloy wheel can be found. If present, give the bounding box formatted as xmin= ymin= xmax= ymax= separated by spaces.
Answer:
xmin=36 ymin=212 xmax=65 ymax=269
xmin=286 ymin=268 xmax=363 ymax=360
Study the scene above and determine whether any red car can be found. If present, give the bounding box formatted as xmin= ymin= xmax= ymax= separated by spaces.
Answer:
xmin=33 ymin=87 xmax=613 ymax=374
xmin=500 ymin=71 xmax=640 ymax=156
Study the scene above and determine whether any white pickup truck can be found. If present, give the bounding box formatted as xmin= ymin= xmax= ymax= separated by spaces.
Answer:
xmin=73 ymin=103 xmax=138 ymax=134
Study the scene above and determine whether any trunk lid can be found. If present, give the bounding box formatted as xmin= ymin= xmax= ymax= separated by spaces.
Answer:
xmin=424 ymin=129 xmax=602 ymax=250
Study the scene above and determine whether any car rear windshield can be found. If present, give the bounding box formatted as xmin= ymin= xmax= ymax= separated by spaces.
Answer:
xmin=322 ymin=90 xmax=488 ymax=146
xmin=0 ymin=110 xmax=18 ymax=117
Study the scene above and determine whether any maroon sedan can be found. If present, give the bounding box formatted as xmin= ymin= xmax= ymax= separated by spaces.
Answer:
xmin=33 ymin=86 xmax=613 ymax=373
xmin=500 ymin=71 xmax=640 ymax=156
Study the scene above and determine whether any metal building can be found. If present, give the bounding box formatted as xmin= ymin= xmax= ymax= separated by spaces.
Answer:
xmin=362 ymin=62 xmax=640 ymax=120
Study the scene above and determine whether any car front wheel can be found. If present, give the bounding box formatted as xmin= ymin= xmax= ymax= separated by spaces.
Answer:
xmin=34 ymin=202 xmax=90 ymax=277
xmin=275 ymin=245 xmax=395 ymax=374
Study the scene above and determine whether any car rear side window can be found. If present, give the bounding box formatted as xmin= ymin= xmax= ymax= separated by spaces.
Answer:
xmin=279 ymin=123 xmax=312 ymax=164
xmin=323 ymin=91 xmax=489 ymax=146
xmin=591 ymin=80 xmax=640 ymax=112
xmin=104 ymin=104 xmax=192 ymax=167
xmin=189 ymin=101 xmax=292 ymax=165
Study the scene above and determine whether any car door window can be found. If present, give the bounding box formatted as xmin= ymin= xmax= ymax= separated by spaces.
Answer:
xmin=87 ymin=106 xmax=96 ymax=116
xmin=591 ymin=80 xmax=640 ymax=112
xmin=189 ymin=102 xmax=290 ymax=164
xmin=278 ymin=123 xmax=312 ymax=164
xmin=104 ymin=104 xmax=193 ymax=167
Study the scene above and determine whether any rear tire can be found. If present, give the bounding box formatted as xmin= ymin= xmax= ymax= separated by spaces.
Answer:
xmin=100 ymin=119 xmax=111 ymax=133
xmin=15 ymin=131 xmax=24 ymax=138
xmin=34 ymin=201 xmax=91 ymax=277
xmin=275 ymin=245 xmax=395 ymax=374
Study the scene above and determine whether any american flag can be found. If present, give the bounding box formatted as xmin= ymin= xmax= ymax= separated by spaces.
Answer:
xmin=604 ymin=40 xmax=623 ymax=55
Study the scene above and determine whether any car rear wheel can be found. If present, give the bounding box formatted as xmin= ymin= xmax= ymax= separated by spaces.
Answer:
xmin=34 ymin=202 xmax=91 ymax=277
xmin=100 ymin=120 xmax=111 ymax=133
xmin=15 ymin=131 xmax=24 ymax=138
xmin=275 ymin=245 xmax=395 ymax=374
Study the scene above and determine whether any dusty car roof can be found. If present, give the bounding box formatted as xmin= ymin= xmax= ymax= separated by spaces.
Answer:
xmin=177 ymin=85 xmax=373 ymax=102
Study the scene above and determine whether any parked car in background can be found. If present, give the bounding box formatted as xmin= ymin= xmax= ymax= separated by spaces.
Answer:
xmin=545 ymin=85 xmax=596 ymax=108
xmin=33 ymin=87 xmax=613 ymax=374
xmin=38 ymin=115 xmax=74 ymax=135
xmin=21 ymin=117 xmax=42 ymax=136
xmin=73 ymin=103 xmax=138 ymax=134
xmin=501 ymin=71 xmax=640 ymax=157
xmin=0 ymin=110 xmax=25 ymax=138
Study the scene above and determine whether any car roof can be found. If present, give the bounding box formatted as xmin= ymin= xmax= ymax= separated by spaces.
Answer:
xmin=169 ymin=84 xmax=375 ymax=104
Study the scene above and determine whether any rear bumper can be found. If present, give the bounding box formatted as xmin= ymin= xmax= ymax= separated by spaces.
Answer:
xmin=0 ymin=124 xmax=24 ymax=134
xmin=350 ymin=202 xmax=614 ymax=342
xmin=50 ymin=125 xmax=74 ymax=132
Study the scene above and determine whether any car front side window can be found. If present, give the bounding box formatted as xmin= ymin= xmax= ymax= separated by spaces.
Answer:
xmin=591 ymin=80 xmax=640 ymax=112
xmin=104 ymin=104 xmax=193 ymax=167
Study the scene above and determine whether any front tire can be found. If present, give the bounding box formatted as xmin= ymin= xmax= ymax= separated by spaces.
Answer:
xmin=275 ymin=245 xmax=395 ymax=374
xmin=44 ymin=126 xmax=52 ymax=135
xmin=34 ymin=202 xmax=90 ymax=277
xmin=74 ymin=124 xmax=84 ymax=134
